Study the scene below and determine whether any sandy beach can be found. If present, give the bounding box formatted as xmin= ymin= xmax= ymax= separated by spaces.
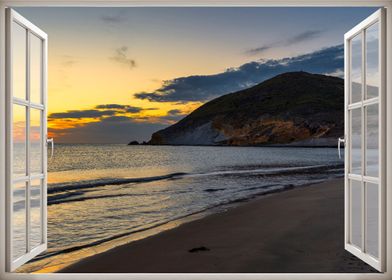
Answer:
xmin=60 ymin=179 xmax=375 ymax=273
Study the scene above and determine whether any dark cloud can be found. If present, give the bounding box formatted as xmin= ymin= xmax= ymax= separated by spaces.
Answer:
xmin=110 ymin=46 xmax=136 ymax=69
xmin=125 ymin=107 xmax=142 ymax=113
xmin=160 ymin=109 xmax=187 ymax=122
xmin=95 ymin=104 xmax=128 ymax=109
xmin=50 ymin=104 xmax=156 ymax=122
xmin=287 ymin=30 xmax=324 ymax=45
xmin=95 ymin=104 xmax=143 ymax=113
xmin=101 ymin=116 xmax=133 ymax=122
xmin=100 ymin=10 xmax=127 ymax=24
xmin=167 ymin=109 xmax=182 ymax=115
xmin=246 ymin=46 xmax=272 ymax=55
xmin=246 ymin=30 xmax=324 ymax=55
xmin=135 ymin=44 xmax=344 ymax=103
xmin=50 ymin=121 xmax=165 ymax=144
xmin=49 ymin=110 xmax=117 ymax=119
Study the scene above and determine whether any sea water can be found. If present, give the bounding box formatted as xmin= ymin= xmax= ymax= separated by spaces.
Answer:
xmin=37 ymin=144 xmax=343 ymax=260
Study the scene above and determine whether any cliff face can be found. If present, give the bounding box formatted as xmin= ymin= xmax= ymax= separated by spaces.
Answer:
xmin=148 ymin=72 xmax=344 ymax=147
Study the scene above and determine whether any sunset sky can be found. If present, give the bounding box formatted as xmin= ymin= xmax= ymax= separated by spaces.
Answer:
xmin=15 ymin=7 xmax=378 ymax=143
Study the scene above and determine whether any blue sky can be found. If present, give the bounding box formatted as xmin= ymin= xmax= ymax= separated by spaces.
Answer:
xmin=15 ymin=7 xmax=378 ymax=143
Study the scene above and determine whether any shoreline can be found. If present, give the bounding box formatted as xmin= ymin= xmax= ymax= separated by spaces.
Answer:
xmin=18 ymin=207 xmax=210 ymax=273
xmin=60 ymin=178 xmax=374 ymax=273
xmin=128 ymin=143 xmax=341 ymax=148
xmin=20 ymin=178 xmax=335 ymax=273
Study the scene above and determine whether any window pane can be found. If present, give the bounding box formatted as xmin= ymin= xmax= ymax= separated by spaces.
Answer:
xmin=12 ymin=22 xmax=27 ymax=100
xmin=351 ymin=108 xmax=362 ymax=174
xmin=30 ymin=34 xmax=43 ymax=104
xmin=351 ymin=33 xmax=362 ymax=104
xmin=366 ymin=104 xmax=379 ymax=177
xmin=351 ymin=180 xmax=362 ymax=248
xmin=30 ymin=179 xmax=42 ymax=249
xmin=13 ymin=105 xmax=26 ymax=178
xmin=366 ymin=22 xmax=379 ymax=99
xmin=366 ymin=182 xmax=379 ymax=258
xmin=13 ymin=181 xmax=26 ymax=261
xmin=30 ymin=109 xmax=42 ymax=174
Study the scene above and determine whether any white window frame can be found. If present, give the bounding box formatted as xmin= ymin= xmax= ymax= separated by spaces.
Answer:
xmin=6 ymin=8 xmax=48 ymax=272
xmin=344 ymin=9 xmax=386 ymax=272
xmin=0 ymin=1 xmax=391 ymax=279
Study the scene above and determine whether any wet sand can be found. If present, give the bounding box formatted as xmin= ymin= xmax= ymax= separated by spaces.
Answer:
xmin=61 ymin=179 xmax=376 ymax=273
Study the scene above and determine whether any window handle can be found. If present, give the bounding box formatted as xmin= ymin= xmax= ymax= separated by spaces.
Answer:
xmin=46 ymin=138 xmax=54 ymax=159
xmin=338 ymin=137 xmax=345 ymax=159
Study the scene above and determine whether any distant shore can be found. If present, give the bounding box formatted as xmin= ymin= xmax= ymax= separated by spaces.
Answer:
xmin=60 ymin=179 xmax=374 ymax=273
xmin=128 ymin=142 xmax=340 ymax=148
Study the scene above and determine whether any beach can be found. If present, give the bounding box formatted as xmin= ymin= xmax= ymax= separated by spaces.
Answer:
xmin=60 ymin=179 xmax=375 ymax=273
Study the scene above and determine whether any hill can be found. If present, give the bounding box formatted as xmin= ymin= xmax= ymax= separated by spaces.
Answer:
xmin=148 ymin=72 xmax=344 ymax=146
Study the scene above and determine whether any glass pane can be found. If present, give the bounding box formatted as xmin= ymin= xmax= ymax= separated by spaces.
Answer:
xmin=351 ymin=108 xmax=362 ymax=174
xmin=366 ymin=22 xmax=379 ymax=99
xmin=366 ymin=182 xmax=379 ymax=258
xmin=30 ymin=179 xmax=42 ymax=249
xmin=13 ymin=181 xmax=26 ymax=261
xmin=366 ymin=104 xmax=379 ymax=177
xmin=13 ymin=105 xmax=26 ymax=177
xmin=351 ymin=180 xmax=362 ymax=248
xmin=351 ymin=33 xmax=362 ymax=104
xmin=30 ymin=109 xmax=42 ymax=174
xmin=12 ymin=22 xmax=27 ymax=100
xmin=30 ymin=34 xmax=43 ymax=104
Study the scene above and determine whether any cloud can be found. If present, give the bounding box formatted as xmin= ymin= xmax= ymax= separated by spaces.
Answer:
xmin=101 ymin=15 xmax=124 ymax=23
xmin=286 ymin=30 xmax=324 ymax=45
xmin=61 ymin=55 xmax=77 ymax=68
xmin=167 ymin=109 xmax=182 ymax=115
xmin=50 ymin=120 xmax=166 ymax=144
xmin=166 ymin=109 xmax=186 ymax=121
xmin=50 ymin=104 xmax=159 ymax=123
xmin=324 ymin=68 xmax=344 ymax=78
xmin=246 ymin=30 xmax=324 ymax=55
xmin=100 ymin=10 xmax=127 ymax=24
xmin=134 ymin=44 xmax=344 ymax=103
xmin=49 ymin=110 xmax=117 ymax=119
xmin=95 ymin=104 xmax=143 ymax=113
xmin=95 ymin=104 xmax=128 ymax=109
xmin=48 ymin=104 xmax=169 ymax=142
xmin=246 ymin=46 xmax=272 ymax=55
xmin=101 ymin=116 xmax=133 ymax=122
xmin=125 ymin=107 xmax=142 ymax=113
xmin=110 ymin=46 xmax=136 ymax=69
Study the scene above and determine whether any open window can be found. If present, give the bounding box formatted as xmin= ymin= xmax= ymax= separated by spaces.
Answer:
xmin=5 ymin=9 xmax=48 ymax=271
xmin=344 ymin=8 xmax=386 ymax=272
xmin=1 ymin=5 xmax=388 ymax=275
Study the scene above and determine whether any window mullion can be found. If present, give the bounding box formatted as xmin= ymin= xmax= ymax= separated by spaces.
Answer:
xmin=361 ymin=28 xmax=366 ymax=253
xmin=25 ymin=29 xmax=31 ymax=254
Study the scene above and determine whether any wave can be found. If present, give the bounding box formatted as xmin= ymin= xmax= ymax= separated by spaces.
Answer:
xmin=35 ymin=181 xmax=304 ymax=262
xmin=48 ymin=193 xmax=148 ymax=206
xmin=48 ymin=164 xmax=343 ymax=195
xmin=185 ymin=164 xmax=343 ymax=178
xmin=47 ymin=164 xmax=343 ymax=205
xmin=48 ymin=172 xmax=187 ymax=194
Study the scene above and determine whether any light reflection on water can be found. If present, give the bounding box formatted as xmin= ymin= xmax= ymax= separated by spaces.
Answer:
xmin=25 ymin=144 xmax=344 ymax=264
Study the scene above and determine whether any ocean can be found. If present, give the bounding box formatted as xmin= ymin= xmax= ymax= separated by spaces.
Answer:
xmin=36 ymin=144 xmax=343 ymax=262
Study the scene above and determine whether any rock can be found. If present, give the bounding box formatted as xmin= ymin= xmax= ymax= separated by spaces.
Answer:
xmin=128 ymin=140 xmax=139 ymax=145
xmin=188 ymin=246 xmax=210 ymax=253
